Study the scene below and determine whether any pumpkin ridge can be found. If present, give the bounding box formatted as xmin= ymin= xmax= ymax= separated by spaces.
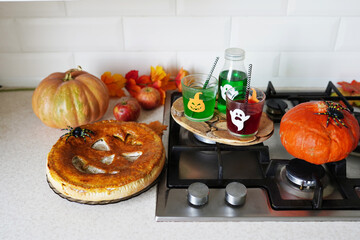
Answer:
xmin=75 ymin=77 xmax=100 ymax=122
xmin=68 ymin=82 xmax=83 ymax=126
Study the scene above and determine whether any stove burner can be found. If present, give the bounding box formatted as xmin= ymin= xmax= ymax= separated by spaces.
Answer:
xmin=285 ymin=159 xmax=325 ymax=189
xmin=193 ymin=133 xmax=216 ymax=144
xmin=266 ymin=99 xmax=288 ymax=115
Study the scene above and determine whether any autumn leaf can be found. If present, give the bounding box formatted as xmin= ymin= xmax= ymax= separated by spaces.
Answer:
xmin=338 ymin=80 xmax=360 ymax=94
xmin=336 ymin=80 xmax=360 ymax=107
xmin=151 ymin=66 xmax=170 ymax=86
xmin=101 ymin=71 xmax=126 ymax=97
xmin=125 ymin=78 xmax=142 ymax=98
xmin=156 ymin=87 xmax=167 ymax=105
xmin=137 ymin=75 xmax=152 ymax=86
xmin=175 ymin=67 xmax=189 ymax=92
xmin=125 ymin=70 xmax=139 ymax=82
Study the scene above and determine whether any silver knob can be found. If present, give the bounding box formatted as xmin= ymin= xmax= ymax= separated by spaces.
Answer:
xmin=225 ymin=182 xmax=247 ymax=206
xmin=187 ymin=182 xmax=209 ymax=206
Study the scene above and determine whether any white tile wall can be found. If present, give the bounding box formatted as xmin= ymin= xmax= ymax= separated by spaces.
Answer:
xmin=123 ymin=17 xmax=231 ymax=51
xmin=16 ymin=18 xmax=123 ymax=52
xmin=278 ymin=52 xmax=360 ymax=87
xmin=335 ymin=18 xmax=360 ymax=51
xmin=74 ymin=52 xmax=177 ymax=78
xmin=65 ymin=0 xmax=176 ymax=17
xmin=0 ymin=0 xmax=359 ymax=89
xmin=288 ymin=0 xmax=360 ymax=16
xmin=0 ymin=53 xmax=74 ymax=87
xmin=0 ymin=1 xmax=66 ymax=17
xmin=231 ymin=17 xmax=339 ymax=51
xmin=0 ymin=19 xmax=20 ymax=52
xmin=177 ymin=0 xmax=288 ymax=16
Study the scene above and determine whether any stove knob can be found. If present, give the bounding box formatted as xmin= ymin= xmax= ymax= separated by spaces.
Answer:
xmin=225 ymin=182 xmax=247 ymax=206
xmin=187 ymin=182 xmax=209 ymax=206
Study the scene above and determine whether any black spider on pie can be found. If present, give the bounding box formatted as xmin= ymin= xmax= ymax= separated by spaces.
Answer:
xmin=61 ymin=126 xmax=94 ymax=142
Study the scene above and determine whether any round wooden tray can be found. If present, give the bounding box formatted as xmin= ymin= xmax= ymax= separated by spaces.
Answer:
xmin=171 ymin=97 xmax=274 ymax=146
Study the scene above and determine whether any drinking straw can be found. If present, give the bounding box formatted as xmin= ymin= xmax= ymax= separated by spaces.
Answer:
xmin=245 ymin=64 xmax=253 ymax=104
xmin=203 ymin=57 xmax=220 ymax=89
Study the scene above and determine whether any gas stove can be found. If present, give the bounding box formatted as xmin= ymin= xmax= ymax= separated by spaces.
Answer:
xmin=155 ymin=81 xmax=360 ymax=221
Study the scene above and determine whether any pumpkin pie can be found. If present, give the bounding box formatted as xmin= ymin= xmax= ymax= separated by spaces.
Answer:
xmin=46 ymin=120 xmax=166 ymax=203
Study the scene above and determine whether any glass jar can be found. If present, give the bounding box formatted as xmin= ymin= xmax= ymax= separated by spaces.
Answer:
xmin=217 ymin=48 xmax=248 ymax=114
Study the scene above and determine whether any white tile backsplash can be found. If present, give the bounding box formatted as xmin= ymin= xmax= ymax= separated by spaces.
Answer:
xmin=123 ymin=17 xmax=231 ymax=51
xmin=65 ymin=0 xmax=176 ymax=17
xmin=231 ymin=17 xmax=339 ymax=51
xmin=0 ymin=53 xmax=74 ymax=87
xmin=16 ymin=18 xmax=123 ymax=52
xmin=177 ymin=0 xmax=288 ymax=16
xmin=278 ymin=52 xmax=360 ymax=87
xmin=0 ymin=0 xmax=359 ymax=88
xmin=0 ymin=19 xmax=20 ymax=52
xmin=335 ymin=17 xmax=360 ymax=51
xmin=74 ymin=52 xmax=177 ymax=78
xmin=0 ymin=1 xmax=66 ymax=17
xmin=288 ymin=0 xmax=360 ymax=16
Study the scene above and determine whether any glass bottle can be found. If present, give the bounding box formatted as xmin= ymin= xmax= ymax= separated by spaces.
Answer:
xmin=217 ymin=48 xmax=248 ymax=114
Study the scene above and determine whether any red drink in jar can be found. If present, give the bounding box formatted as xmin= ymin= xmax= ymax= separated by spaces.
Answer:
xmin=226 ymin=87 xmax=266 ymax=138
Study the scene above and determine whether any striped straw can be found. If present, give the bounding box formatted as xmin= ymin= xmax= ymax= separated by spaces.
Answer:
xmin=245 ymin=64 xmax=253 ymax=104
xmin=203 ymin=57 xmax=220 ymax=89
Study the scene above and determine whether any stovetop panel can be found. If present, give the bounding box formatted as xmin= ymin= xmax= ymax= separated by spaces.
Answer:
xmin=156 ymin=81 xmax=360 ymax=221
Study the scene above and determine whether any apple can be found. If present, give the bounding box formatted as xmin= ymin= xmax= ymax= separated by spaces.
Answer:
xmin=113 ymin=97 xmax=141 ymax=121
xmin=136 ymin=87 xmax=161 ymax=110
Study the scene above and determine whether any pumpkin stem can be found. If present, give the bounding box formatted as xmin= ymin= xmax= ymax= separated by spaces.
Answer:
xmin=63 ymin=72 xmax=73 ymax=82
xmin=68 ymin=66 xmax=83 ymax=73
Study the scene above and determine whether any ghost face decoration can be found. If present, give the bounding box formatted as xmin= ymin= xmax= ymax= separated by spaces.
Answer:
xmin=229 ymin=109 xmax=250 ymax=131
xmin=220 ymin=84 xmax=234 ymax=101
xmin=187 ymin=92 xmax=205 ymax=112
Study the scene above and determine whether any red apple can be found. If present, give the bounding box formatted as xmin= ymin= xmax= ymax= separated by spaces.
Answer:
xmin=113 ymin=97 xmax=141 ymax=121
xmin=136 ymin=87 xmax=161 ymax=110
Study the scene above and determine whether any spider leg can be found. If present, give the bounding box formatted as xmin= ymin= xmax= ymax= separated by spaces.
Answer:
xmin=65 ymin=135 xmax=71 ymax=141
xmin=84 ymin=129 xmax=95 ymax=135
xmin=60 ymin=133 xmax=69 ymax=138
xmin=326 ymin=116 xmax=330 ymax=127
xmin=334 ymin=116 xmax=348 ymax=128
xmin=83 ymin=132 xmax=92 ymax=138
xmin=61 ymin=126 xmax=73 ymax=131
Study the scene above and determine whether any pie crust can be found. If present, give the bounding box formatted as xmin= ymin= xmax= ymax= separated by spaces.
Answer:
xmin=46 ymin=120 xmax=165 ymax=203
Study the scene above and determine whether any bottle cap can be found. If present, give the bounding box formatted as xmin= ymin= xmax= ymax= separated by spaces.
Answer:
xmin=225 ymin=48 xmax=245 ymax=61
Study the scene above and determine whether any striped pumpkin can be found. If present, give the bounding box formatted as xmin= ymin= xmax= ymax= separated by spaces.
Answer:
xmin=32 ymin=69 xmax=109 ymax=128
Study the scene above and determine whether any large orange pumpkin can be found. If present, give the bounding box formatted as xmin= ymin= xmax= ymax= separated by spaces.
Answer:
xmin=279 ymin=101 xmax=360 ymax=165
xmin=32 ymin=68 xmax=109 ymax=129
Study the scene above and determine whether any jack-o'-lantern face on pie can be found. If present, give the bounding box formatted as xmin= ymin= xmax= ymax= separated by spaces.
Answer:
xmin=46 ymin=120 xmax=165 ymax=202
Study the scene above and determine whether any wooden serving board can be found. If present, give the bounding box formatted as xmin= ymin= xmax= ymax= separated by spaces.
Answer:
xmin=171 ymin=97 xmax=274 ymax=146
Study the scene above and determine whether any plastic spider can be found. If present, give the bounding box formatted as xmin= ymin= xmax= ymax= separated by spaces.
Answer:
xmin=315 ymin=101 xmax=349 ymax=128
xmin=61 ymin=126 xmax=94 ymax=142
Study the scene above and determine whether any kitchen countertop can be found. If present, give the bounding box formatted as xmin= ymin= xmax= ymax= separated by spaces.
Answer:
xmin=1 ymin=90 xmax=359 ymax=240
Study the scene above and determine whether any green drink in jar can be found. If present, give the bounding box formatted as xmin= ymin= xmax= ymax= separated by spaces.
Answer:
xmin=181 ymin=74 xmax=218 ymax=122
xmin=217 ymin=48 xmax=248 ymax=114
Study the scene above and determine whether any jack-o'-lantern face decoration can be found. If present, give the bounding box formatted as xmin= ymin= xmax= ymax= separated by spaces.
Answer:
xmin=46 ymin=120 xmax=166 ymax=203
xmin=187 ymin=92 xmax=205 ymax=112
xmin=48 ymin=121 xmax=164 ymax=180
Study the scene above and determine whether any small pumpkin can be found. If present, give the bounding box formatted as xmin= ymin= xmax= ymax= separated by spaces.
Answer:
xmin=188 ymin=92 xmax=205 ymax=112
xmin=32 ymin=68 xmax=109 ymax=129
xmin=279 ymin=101 xmax=360 ymax=165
